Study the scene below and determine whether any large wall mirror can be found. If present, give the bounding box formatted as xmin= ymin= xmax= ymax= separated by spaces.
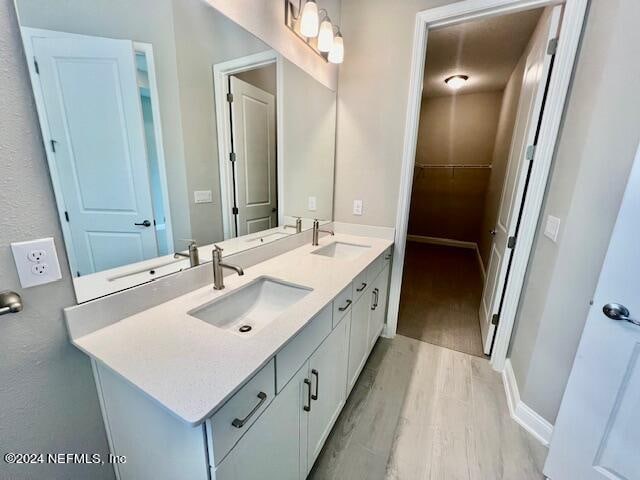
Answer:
xmin=15 ymin=0 xmax=336 ymax=302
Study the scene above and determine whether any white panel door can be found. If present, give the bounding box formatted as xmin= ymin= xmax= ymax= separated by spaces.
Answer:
xmin=368 ymin=265 xmax=390 ymax=350
xmin=346 ymin=293 xmax=370 ymax=396
xmin=33 ymin=35 xmax=157 ymax=276
xmin=479 ymin=6 xmax=562 ymax=354
xmin=229 ymin=76 xmax=277 ymax=236
xmin=544 ymin=141 xmax=640 ymax=480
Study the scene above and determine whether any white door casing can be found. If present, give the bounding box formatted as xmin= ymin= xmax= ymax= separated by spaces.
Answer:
xmin=33 ymin=35 xmax=158 ymax=275
xmin=479 ymin=6 xmax=562 ymax=354
xmin=229 ymin=76 xmax=277 ymax=236
xmin=544 ymin=140 xmax=640 ymax=480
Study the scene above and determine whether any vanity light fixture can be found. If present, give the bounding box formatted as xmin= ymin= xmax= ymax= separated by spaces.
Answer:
xmin=445 ymin=75 xmax=469 ymax=90
xmin=299 ymin=0 xmax=319 ymax=37
xmin=285 ymin=0 xmax=344 ymax=64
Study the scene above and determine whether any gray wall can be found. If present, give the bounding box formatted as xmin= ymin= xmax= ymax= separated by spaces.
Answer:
xmin=508 ymin=0 xmax=640 ymax=423
xmin=409 ymin=91 xmax=502 ymax=243
xmin=0 ymin=2 xmax=114 ymax=478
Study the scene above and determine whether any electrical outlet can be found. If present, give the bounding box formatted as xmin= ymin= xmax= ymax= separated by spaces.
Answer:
xmin=11 ymin=237 xmax=62 ymax=288
xmin=308 ymin=196 xmax=317 ymax=211
xmin=353 ymin=200 xmax=363 ymax=216
xmin=27 ymin=249 xmax=47 ymax=263
xmin=31 ymin=263 xmax=48 ymax=276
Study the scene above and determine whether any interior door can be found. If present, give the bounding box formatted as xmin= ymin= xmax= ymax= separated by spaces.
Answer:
xmin=478 ymin=6 xmax=562 ymax=354
xmin=544 ymin=141 xmax=640 ymax=480
xmin=229 ymin=76 xmax=277 ymax=236
xmin=33 ymin=34 xmax=158 ymax=276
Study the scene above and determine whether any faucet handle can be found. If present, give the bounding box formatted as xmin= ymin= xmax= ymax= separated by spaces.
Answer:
xmin=180 ymin=238 xmax=197 ymax=247
xmin=213 ymin=244 xmax=224 ymax=253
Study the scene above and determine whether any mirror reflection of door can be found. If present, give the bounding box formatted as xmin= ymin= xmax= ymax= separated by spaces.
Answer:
xmin=228 ymin=72 xmax=277 ymax=237
xmin=29 ymin=30 xmax=170 ymax=276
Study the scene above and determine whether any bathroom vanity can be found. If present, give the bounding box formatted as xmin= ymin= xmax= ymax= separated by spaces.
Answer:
xmin=66 ymin=233 xmax=393 ymax=479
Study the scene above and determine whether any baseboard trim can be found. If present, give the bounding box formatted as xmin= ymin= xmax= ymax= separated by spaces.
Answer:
xmin=503 ymin=360 xmax=553 ymax=446
xmin=474 ymin=245 xmax=486 ymax=281
xmin=407 ymin=234 xmax=476 ymax=250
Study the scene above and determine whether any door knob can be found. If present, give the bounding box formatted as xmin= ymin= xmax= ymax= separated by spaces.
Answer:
xmin=489 ymin=229 xmax=497 ymax=236
xmin=602 ymin=303 xmax=640 ymax=326
xmin=134 ymin=220 xmax=152 ymax=227
xmin=0 ymin=291 xmax=23 ymax=316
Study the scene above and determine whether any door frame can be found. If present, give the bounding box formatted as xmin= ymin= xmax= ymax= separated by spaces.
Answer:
xmin=213 ymin=50 xmax=284 ymax=240
xmin=385 ymin=0 xmax=588 ymax=372
xmin=19 ymin=27 xmax=174 ymax=273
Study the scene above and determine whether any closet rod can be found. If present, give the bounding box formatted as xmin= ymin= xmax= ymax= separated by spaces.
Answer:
xmin=414 ymin=163 xmax=492 ymax=169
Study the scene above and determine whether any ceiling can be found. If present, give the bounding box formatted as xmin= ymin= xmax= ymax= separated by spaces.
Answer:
xmin=423 ymin=8 xmax=543 ymax=98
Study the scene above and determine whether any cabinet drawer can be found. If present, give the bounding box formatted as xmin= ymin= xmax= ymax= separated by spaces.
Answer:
xmin=207 ymin=359 xmax=275 ymax=465
xmin=332 ymin=284 xmax=353 ymax=327
xmin=275 ymin=304 xmax=332 ymax=392
xmin=352 ymin=269 xmax=368 ymax=301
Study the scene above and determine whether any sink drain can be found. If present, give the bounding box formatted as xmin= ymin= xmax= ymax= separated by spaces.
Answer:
xmin=239 ymin=325 xmax=252 ymax=333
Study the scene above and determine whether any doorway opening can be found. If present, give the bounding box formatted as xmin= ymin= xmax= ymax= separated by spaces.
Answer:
xmin=397 ymin=5 xmax=560 ymax=358
xmin=213 ymin=51 xmax=282 ymax=240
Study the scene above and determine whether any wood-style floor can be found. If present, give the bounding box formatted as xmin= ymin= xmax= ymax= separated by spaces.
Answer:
xmin=309 ymin=336 xmax=547 ymax=479
xmin=397 ymin=242 xmax=485 ymax=357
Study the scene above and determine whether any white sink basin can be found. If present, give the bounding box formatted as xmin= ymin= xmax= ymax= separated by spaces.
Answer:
xmin=312 ymin=242 xmax=371 ymax=260
xmin=188 ymin=277 xmax=312 ymax=336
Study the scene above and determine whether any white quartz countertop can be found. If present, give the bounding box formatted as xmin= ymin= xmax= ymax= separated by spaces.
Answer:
xmin=72 ymin=233 xmax=393 ymax=426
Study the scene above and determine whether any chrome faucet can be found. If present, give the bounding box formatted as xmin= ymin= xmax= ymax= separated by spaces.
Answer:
xmin=312 ymin=219 xmax=334 ymax=246
xmin=174 ymin=239 xmax=200 ymax=267
xmin=284 ymin=217 xmax=303 ymax=233
xmin=212 ymin=245 xmax=244 ymax=290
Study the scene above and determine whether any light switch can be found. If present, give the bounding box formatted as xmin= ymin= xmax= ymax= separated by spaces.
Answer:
xmin=11 ymin=237 xmax=62 ymax=288
xmin=544 ymin=215 xmax=561 ymax=242
xmin=353 ymin=200 xmax=363 ymax=216
xmin=308 ymin=196 xmax=317 ymax=211
xmin=194 ymin=190 xmax=213 ymax=204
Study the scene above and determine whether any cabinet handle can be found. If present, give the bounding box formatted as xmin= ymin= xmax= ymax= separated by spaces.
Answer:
xmin=338 ymin=299 xmax=352 ymax=312
xmin=231 ymin=392 xmax=267 ymax=428
xmin=371 ymin=288 xmax=379 ymax=310
xmin=356 ymin=282 xmax=367 ymax=292
xmin=311 ymin=369 xmax=319 ymax=401
xmin=304 ymin=379 xmax=312 ymax=412
xmin=385 ymin=254 xmax=391 ymax=260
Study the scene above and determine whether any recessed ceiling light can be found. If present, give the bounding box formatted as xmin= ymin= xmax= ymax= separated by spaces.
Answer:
xmin=445 ymin=75 xmax=469 ymax=90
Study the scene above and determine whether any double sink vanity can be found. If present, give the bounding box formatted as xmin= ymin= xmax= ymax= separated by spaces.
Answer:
xmin=66 ymin=231 xmax=393 ymax=480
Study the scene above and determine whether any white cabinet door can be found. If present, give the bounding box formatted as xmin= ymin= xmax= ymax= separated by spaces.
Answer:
xmin=307 ymin=316 xmax=349 ymax=472
xmin=215 ymin=365 xmax=305 ymax=480
xmin=368 ymin=265 xmax=390 ymax=349
xmin=346 ymin=293 xmax=370 ymax=396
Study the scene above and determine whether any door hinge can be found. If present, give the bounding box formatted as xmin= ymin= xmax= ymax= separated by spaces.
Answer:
xmin=491 ymin=314 xmax=500 ymax=326
xmin=64 ymin=211 xmax=70 ymax=222
xmin=547 ymin=37 xmax=558 ymax=55
xmin=507 ymin=236 xmax=517 ymax=249
xmin=526 ymin=144 xmax=535 ymax=161
xmin=229 ymin=152 xmax=236 ymax=162
xmin=226 ymin=93 xmax=234 ymax=103
xmin=50 ymin=139 xmax=57 ymax=153
xmin=33 ymin=57 xmax=40 ymax=74
xmin=232 ymin=206 xmax=239 ymax=215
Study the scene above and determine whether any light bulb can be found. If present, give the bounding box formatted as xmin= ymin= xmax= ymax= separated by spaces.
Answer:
xmin=328 ymin=32 xmax=344 ymax=64
xmin=300 ymin=0 xmax=319 ymax=38
xmin=317 ymin=18 xmax=334 ymax=52
xmin=444 ymin=75 xmax=469 ymax=90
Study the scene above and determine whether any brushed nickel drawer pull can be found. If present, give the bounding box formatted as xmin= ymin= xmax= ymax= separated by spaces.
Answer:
xmin=338 ymin=299 xmax=352 ymax=312
xmin=356 ymin=282 xmax=367 ymax=292
xmin=231 ymin=392 xmax=267 ymax=428
xmin=311 ymin=369 xmax=319 ymax=401
xmin=304 ymin=379 xmax=312 ymax=412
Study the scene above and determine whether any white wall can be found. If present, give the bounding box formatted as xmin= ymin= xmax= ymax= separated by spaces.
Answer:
xmin=0 ymin=2 xmax=114 ymax=478
xmin=203 ymin=0 xmax=341 ymax=91
xmin=508 ymin=0 xmax=640 ymax=423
